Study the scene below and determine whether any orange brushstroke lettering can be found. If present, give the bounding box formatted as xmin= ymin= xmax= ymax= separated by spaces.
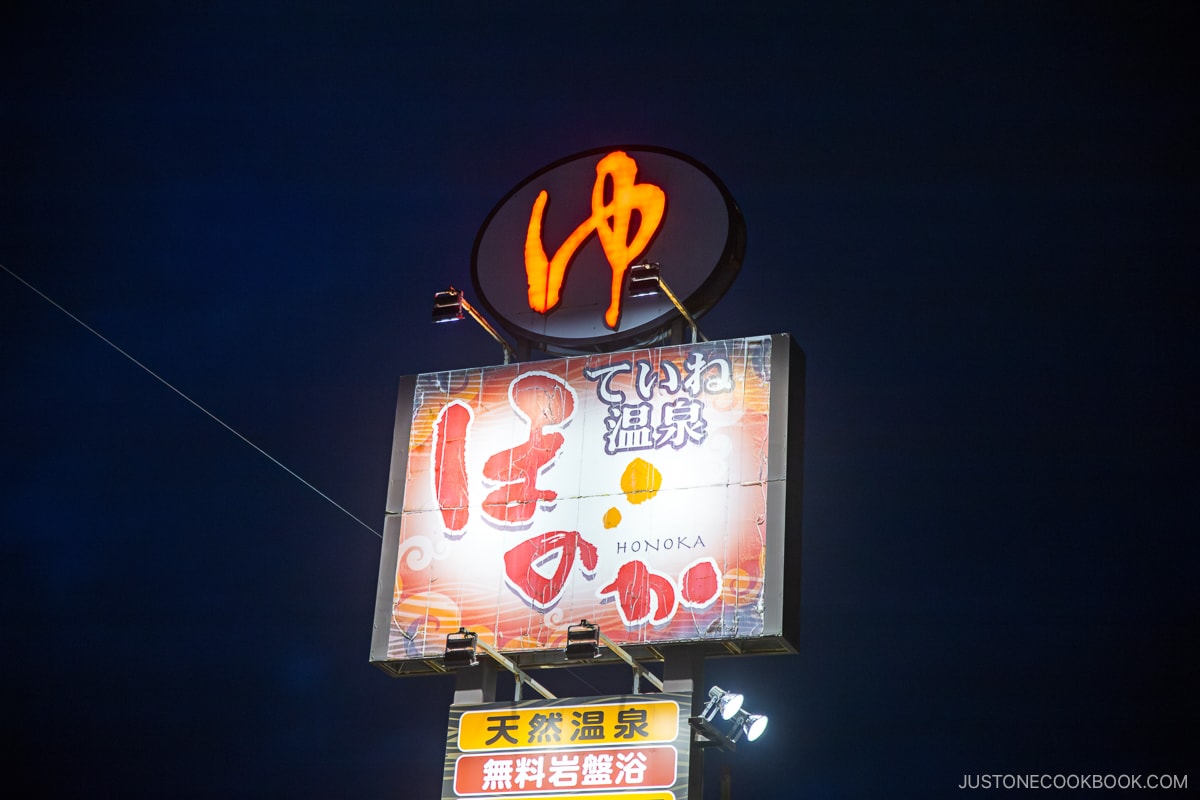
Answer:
xmin=525 ymin=151 xmax=665 ymax=329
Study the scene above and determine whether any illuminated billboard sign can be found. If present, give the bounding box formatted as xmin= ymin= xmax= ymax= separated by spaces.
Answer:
xmin=441 ymin=694 xmax=691 ymax=799
xmin=471 ymin=146 xmax=745 ymax=354
xmin=371 ymin=334 xmax=802 ymax=674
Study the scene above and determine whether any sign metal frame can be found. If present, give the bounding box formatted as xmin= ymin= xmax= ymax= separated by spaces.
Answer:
xmin=370 ymin=334 xmax=803 ymax=677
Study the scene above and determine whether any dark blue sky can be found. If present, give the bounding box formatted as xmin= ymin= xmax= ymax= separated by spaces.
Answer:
xmin=3 ymin=2 xmax=1196 ymax=798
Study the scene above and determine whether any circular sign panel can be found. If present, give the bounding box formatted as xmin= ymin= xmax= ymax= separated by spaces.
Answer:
xmin=471 ymin=145 xmax=745 ymax=354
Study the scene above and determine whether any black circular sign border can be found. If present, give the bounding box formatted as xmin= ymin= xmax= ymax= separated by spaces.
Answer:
xmin=470 ymin=145 xmax=746 ymax=355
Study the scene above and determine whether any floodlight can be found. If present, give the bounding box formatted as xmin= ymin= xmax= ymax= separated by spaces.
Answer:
xmin=627 ymin=261 xmax=663 ymax=298
xmin=565 ymin=620 xmax=601 ymax=660
xmin=703 ymin=685 xmax=744 ymax=722
xmin=431 ymin=286 xmax=516 ymax=364
xmin=719 ymin=691 xmax=744 ymax=720
xmin=443 ymin=628 xmax=479 ymax=669
xmin=742 ymin=712 xmax=769 ymax=742
xmin=726 ymin=708 xmax=769 ymax=743
xmin=452 ymin=630 xmax=557 ymax=701
xmin=626 ymin=262 xmax=707 ymax=343
xmin=690 ymin=686 xmax=770 ymax=751
xmin=432 ymin=288 xmax=466 ymax=323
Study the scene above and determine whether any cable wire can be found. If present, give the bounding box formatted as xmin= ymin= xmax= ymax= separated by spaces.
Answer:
xmin=2 ymin=262 xmax=382 ymax=538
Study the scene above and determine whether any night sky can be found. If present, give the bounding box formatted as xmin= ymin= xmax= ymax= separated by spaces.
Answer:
xmin=3 ymin=3 xmax=1196 ymax=798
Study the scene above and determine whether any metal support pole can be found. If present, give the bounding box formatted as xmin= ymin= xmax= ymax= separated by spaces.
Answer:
xmin=459 ymin=295 xmax=517 ymax=364
xmin=474 ymin=637 xmax=557 ymax=700
xmin=664 ymin=646 xmax=706 ymax=799
xmin=452 ymin=659 xmax=498 ymax=706
xmin=598 ymin=631 xmax=664 ymax=693
xmin=656 ymin=277 xmax=707 ymax=344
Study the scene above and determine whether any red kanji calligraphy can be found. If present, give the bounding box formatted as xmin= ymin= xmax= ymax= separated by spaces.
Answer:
xmin=599 ymin=560 xmax=678 ymax=626
xmin=432 ymin=400 xmax=472 ymax=533
xmin=504 ymin=530 xmax=598 ymax=611
xmin=482 ymin=372 xmax=576 ymax=526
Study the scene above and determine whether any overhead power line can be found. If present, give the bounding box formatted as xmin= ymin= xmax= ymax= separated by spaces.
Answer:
xmin=2 ymin=261 xmax=382 ymax=539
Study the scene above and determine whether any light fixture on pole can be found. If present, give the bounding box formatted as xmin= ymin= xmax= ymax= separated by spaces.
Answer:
xmin=728 ymin=708 xmax=769 ymax=743
xmin=626 ymin=261 xmax=707 ymax=343
xmin=432 ymin=288 xmax=467 ymax=323
xmin=443 ymin=628 xmax=479 ymax=669
xmin=564 ymin=620 xmax=601 ymax=660
xmin=562 ymin=619 xmax=664 ymax=694
xmin=627 ymin=261 xmax=665 ymax=298
xmin=444 ymin=628 xmax=557 ymax=701
xmin=702 ymin=685 xmax=744 ymax=722
xmin=689 ymin=685 xmax=768 ymax=751
xmin=431 ymin=286 xmax=517 ymax=364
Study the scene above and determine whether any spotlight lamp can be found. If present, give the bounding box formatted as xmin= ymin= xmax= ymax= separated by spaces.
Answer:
xmin=690 ymin=685 xmax=768 ymax=751
xmin=431 ymin=288 xmax=466 ymax=323
xmin=702 ymin=685 xmax=745 ymax=722
xmin=627 ymin=261 xmax=664 ymax=298
xmin=729 ymin=709 xmax=769 ymax=743
xmin=564 ymin=620 xmax=601 ymax=660
xmin=625 ymin=261 xmax=707 ymax=343
xmin=443 ymin=627 xmax=479 ymax=669
xmin=443 ymin=628 xmax=557 ymax=700
xmin=575 ymin=620 xmax=664 ymax=694
xmin=430 ymin=285 xmax=516 ymax=364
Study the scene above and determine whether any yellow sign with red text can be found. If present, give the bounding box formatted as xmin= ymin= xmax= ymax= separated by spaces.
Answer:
xmin=471 ymin=794 xmax=674 ymax=800
xmin=458 ymin=700 xmax=679 ymax=751
xmin=442 ymin=694 xmax=692 ymax=799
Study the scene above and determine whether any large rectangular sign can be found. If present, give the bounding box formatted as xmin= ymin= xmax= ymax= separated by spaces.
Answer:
xmin=441 ymin=694 xmax=691 ymax=799
xmin=371 ymin=334 xmax=802 ymax=671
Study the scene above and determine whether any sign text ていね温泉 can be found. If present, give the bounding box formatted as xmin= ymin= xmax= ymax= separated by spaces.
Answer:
xmin=371 ymin=334 xmax=801 ymax=668
xmin=443 ymin=695 xmax=690 ymax=799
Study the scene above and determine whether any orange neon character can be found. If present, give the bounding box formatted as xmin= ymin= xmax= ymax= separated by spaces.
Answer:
xmin=525 ymin=151 xmax=666 ymax=329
